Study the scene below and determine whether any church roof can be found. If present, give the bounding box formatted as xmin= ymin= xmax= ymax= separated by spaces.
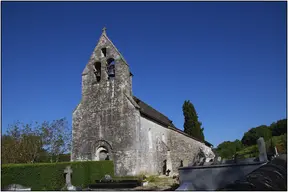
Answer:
xmin=133 ymin=96 xmax=175 ymax=127
xmin=133 ymin=96 xmax=213 ymax=148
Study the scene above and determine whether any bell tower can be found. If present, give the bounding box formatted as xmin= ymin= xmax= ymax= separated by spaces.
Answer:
xmin=72 ymin=28 xmax=141 ymax=176
xmin=81 ymin=27 xmax=133 ymax=98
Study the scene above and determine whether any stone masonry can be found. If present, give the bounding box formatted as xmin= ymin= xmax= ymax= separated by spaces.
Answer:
xmin=71 ymin=28 xmax=215 ymax=176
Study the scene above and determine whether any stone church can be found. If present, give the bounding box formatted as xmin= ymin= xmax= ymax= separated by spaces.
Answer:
xmin=71 ymin=28 xmax=215 ymax=176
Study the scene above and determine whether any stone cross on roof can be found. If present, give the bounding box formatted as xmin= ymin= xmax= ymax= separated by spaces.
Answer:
xmin=102 ymin=27 xmax=107 ymax=35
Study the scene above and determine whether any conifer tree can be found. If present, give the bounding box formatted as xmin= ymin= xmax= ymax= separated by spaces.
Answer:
xmin=182 ymin=100 xmax=205 ymax=141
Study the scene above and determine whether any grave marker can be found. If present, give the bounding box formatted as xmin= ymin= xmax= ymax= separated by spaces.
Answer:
xmin=257 ymin=137 xmax=268 ymax=162
xmin=183 ymin=159 xmax=189 ymax=167
xmin=64 ymin=166 xmax=76 ymax=190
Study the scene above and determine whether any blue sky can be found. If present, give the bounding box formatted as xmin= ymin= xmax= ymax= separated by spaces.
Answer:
xmin=2 ymin=2 xmax=286 ymax=147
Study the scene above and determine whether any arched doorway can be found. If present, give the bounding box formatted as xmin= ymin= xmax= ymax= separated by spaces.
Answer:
xmin=92 ymin=140 xmax=114 ymax=161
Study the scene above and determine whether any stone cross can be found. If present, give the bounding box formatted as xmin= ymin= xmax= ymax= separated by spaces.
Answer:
xmin=102 ymin=27 xmax=107 ymax=34
xmin=64 ymin=166 xmax=73 ymax=186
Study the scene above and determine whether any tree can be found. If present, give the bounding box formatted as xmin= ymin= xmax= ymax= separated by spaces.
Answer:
xmin=270 ymin=119 xmax=287 ymax=137
xmin=20 ymin=123 xmax=43 ymax=163
xmin=232 ymin=139 xmax=243 ymax=152
xmin=2 ymin=122 xmax=43 ymax=164
xmin=182 ymin=100 xmax=204 ymax=141
xmin=40 ymin=118 xmax=71 ymax=162
xmin=216 ymin=139 xmax=243 ymax=159
xmin=2 ymin=118 xmax=72 ymax=164
xmin=2 ymin=135 xmax=18 ymax=164
xmin=241 ymin=125 xmax=272 ymax=146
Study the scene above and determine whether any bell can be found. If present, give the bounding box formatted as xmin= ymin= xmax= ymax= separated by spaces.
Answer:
xmin=108 ymin=65 xmax=115 ymax=77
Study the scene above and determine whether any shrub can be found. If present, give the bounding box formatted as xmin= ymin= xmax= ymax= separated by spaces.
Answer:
xmin=236 ymin=145 xmax=259 ymax=158
xmin=266 ymin=134 xmax=287 ymax=154
xmin=1 ymin=161 xmax=114 ymax=190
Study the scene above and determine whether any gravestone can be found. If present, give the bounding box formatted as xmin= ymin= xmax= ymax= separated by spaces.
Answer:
xmin=101 ymin=174 xmax=113 ymax=182
xmin=211 ymin=155 xmax=222 ymax=165
xmin=217 ymin=156 xmax=222 ymax=162
xmin=274 ymin=146 xmax=279 ymax=156
xmin=64 ymin=166 xmax=76 ymax=190
xmin=183 ymin=159 xmax=189 ymax=167
xmin=257 ymin=137 xmax=268 ymax=162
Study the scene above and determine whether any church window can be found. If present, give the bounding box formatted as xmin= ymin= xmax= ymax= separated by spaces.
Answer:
xmin=94 ymin=62 xmax=101 ymax=82
xmin=107 ymin=58 xmax=115 ymax=79
xmin=101 ymin=48 xmax=107 ymax=57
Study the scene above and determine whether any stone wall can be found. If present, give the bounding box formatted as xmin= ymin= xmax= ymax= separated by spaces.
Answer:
xmin=139 ymin=116 xmax=214 ymax=175
xmin=169 ymin=128 xmax=215 ymax=173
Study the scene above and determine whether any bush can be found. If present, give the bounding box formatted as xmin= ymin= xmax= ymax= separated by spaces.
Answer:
xmin=1 ymin=161 xmax=114 ymax=190
xmin=241 ymin=125 xmax=272 ymax=146
xmin=266 ymin=134 xmax=287 ymax=154
xmin=216 ymin=140 xmax=244 ymax=159
xmin=236 ymin=145 xmax=259 ymax=158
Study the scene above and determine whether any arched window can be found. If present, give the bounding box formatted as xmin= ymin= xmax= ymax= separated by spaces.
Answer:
xmin=94 ymin=62 xmax=101 ymax=82
xmin=101 ymin=48 xmax=107 ymax=57
xmin=107 ymin=58 xmax=115 ymax=79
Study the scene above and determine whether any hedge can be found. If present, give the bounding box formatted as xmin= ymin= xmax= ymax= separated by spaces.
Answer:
xmin=37 ymin=154 xmax=71 ymax=163
xmin=1 ymin=161 xmax=114 ymax=190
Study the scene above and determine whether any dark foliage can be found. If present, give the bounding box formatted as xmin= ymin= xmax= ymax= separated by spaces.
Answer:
xmin=216 ymin=139 xmax=244 ymax=159
xmin=182 ymin=100 xmax=205 ymax=141
xmin=270 ymin=119 xmax=287 ymax=137
xmin=241 ymin=125 xmax=272 ymax=146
